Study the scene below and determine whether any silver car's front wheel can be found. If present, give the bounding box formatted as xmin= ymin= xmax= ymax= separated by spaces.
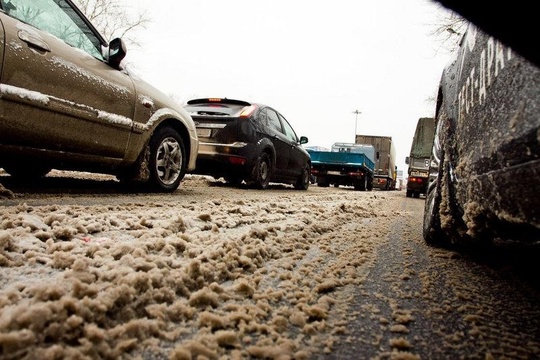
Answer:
xmin=149 ymin=127 xmax=186 ymax=192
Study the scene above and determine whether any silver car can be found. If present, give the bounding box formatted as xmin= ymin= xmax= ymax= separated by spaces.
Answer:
xmin=0 ymin=0 xmax=198 ymax=191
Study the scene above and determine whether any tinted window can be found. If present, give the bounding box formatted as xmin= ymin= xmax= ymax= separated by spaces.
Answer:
xmin=258 ymin=109 xmax=270 ymax=127
xmin=279 ymin=114 xmax=298 ymax=142
xmin=4 ymin=0 xmax=103 ymax=60
xmin=266 ymin=109 xmax=283 ymax=133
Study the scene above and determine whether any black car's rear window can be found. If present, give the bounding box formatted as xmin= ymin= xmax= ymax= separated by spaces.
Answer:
xmin=184 ymin=98 xmax=253 ymax=117
xmin=184 ymin=103 xmax=246 ymax=117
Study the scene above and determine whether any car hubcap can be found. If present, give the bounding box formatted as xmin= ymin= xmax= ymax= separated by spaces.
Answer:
xmin=260 ymin=161 xmax=269 ymax=180
xmin=156 ymin=137 xmax=182 ymax=185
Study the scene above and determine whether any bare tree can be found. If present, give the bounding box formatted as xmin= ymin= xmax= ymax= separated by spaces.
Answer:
xmin=428 ymin=5 xmax=468 ymax=54
xmin=72 ymin=0 xmax=151 ymax=47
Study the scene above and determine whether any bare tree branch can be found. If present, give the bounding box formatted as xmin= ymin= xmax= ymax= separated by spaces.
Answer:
xmin=427 ymin=4 xmax=468 ymax=54
xmin=72 ymin=0 xmax=151 ymax=48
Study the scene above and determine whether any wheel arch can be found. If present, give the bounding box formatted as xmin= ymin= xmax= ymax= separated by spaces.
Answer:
xmin=256 ymin=137 xmax=277 ymax=173
xmin=152 ymin=118 xmax=193 ymax=166
xmin=119 ymin=115 xmax=195 ymax=184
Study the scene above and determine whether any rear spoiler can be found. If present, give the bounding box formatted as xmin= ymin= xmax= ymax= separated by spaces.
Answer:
xmin=187 ymin=98 xmax=252 ymax=107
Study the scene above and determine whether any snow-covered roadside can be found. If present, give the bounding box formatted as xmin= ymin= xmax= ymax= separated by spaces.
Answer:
xmin=0 ymin=175 xmax=402 ymax=359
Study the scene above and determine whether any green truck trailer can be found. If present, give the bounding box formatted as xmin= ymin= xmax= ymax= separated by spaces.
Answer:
xmin=405 ymin=117 xmax=435 ymax=198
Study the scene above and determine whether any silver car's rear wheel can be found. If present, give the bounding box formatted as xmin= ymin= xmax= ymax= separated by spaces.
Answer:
xmin=149 ymin=127 xmax=186 ymax=192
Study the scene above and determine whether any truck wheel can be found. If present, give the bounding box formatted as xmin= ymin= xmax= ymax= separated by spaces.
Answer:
xmin=367 ymin=176 xmax=373 ymax=191
xmin=317 ymin=177 xmax=329 ymax=187
xmin=148 ymin=126 xmax=186 ymax=192
xmin=406 ymin=190 xmax=412 ymax=197
xmin=294 ymin=164 xmax=310 ymax=190
xmin=354 ymin=175 xmax=368 ymax=191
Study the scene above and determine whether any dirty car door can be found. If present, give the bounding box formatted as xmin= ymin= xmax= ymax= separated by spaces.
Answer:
xmin=0 ymin=0 xmax=136 ymax=162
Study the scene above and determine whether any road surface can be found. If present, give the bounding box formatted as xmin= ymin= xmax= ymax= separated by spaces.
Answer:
xmin=1 ymin=172 xmax=539 ymax=359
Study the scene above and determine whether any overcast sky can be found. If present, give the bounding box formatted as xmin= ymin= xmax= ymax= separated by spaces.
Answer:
xmin=124 ymin=0 xmax=455 ymax=174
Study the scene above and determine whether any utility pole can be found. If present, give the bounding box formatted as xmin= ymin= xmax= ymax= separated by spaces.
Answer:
xmin=353 ymin=110 xmax=361 ymax=143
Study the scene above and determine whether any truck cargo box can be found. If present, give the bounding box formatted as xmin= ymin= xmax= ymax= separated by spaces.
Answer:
xmin=354 ymin=135 xmax=396 ymax=190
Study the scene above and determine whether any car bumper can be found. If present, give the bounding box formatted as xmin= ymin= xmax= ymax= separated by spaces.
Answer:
xmin=192 ymin=141 xmax=257 ymax=177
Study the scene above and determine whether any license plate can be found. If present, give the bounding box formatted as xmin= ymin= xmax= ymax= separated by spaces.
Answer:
xmin=411 ymin=171 xmax=428 ymax=178
xmin=327 ymin=171 xmax=342 ymax=176
xmin=196 ymin=128 xmax=211 ymax=138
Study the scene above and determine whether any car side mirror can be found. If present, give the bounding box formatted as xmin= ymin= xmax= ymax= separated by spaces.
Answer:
xmin=108 ymin=38 xmax=127 ymax=69
xmin=299 ymin=136 xmax=308 ymax=144
xmin=405 ymin=156 xmax=410 ymax=165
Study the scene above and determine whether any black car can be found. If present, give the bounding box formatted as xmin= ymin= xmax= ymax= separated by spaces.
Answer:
xmin=184 ymin=98 xmax=311 ymax=190
xmin=423 ymin=24 xmax=540 ymax=247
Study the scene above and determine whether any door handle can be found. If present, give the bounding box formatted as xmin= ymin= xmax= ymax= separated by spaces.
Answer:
xmin=18 ymin=30 xmax=51 ymax=52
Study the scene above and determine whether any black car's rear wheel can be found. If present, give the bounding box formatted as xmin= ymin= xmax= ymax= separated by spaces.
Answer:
xmin=250 ymin=153 xmax=271 ymax=189
xmin=148 ymin=126 xmax=186 ymax=192
xmin=294 ymin=164 xmax=310 ymax=190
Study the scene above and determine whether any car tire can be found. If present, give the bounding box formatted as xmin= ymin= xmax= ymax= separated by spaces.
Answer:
xmin=422 ymin=116 xmax=465 ymax=247
xmin=225 ymin=176 xmax=243 ymax=187
xmin=294 ymin=164 xmax=310 ymax=190
xmin=148 ymin=126 xmax=186 ymax=192
xmin=2 ymin=163 xmax=51 ymax=180
xmin=423 ymin=147 xmax=448 ymax=246
xmin=250 ymin=153 xmax=271 ymax=189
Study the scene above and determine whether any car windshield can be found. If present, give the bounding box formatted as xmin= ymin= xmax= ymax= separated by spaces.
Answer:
xmin=3 ymin=0 xmax=104 ymax=60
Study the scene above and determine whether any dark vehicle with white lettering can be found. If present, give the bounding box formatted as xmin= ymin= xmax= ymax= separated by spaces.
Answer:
xmin=423 ymin=24 xmax=540 ymax=247
xmin=0 ymin=0 xmax=198 ymax=192
xmin=184 ymin=98 xmax=311 ymax=190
